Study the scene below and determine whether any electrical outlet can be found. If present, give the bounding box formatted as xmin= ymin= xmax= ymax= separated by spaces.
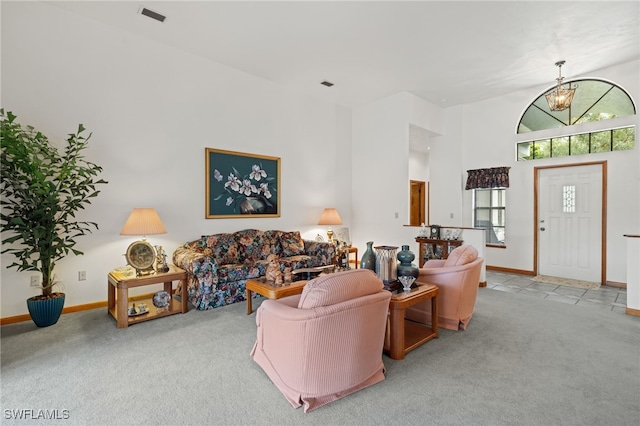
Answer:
xmin=30 ymin=276 xmax=40 ymax=287
xmin=394 ymin=212 xmax=399 ymax=219
xmin=78 ymin=271 xmax=87 ymax=281
xmin=450 ymin=212 xmax=454 ymax=218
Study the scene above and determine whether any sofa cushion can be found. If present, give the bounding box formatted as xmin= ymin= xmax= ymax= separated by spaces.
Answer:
xmin=278 ymin=231 xmax=306 ymax=257
xmin=263 ymin=230 xmax=283 ymax=256
xmin=298 ymin=269 xmax=383 ymax=309
xmin=444 ymin=245 xmax=478 ymax=267
xmin=236 ymin=229 xmax=271 ymax=262
xmin=202 ymin=233 xmax=239 ymax=265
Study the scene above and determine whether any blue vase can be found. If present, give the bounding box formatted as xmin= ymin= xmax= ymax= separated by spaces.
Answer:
xmin=397 ymin=245 xmax=419 ymax=278
xmin=27 ymin=293 xmax=65 ymax=327
xmin=360 ymin=241 xmax=376 ymax=271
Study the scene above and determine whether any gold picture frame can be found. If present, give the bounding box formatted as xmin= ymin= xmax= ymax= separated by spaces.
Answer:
xmin=205 ymin=148 xmax=280 ymax=219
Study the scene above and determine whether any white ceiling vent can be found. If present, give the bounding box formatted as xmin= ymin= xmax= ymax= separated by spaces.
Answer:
xmin=139 ymin=7 xmax=166 ymax=23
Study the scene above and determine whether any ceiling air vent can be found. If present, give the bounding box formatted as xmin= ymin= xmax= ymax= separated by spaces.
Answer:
xmin=320 ymin=81 xmax=334 ymax=87
xmin=139 ymin=7 xmax=166 ymax=23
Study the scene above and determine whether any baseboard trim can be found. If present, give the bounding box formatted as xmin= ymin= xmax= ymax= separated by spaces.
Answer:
xmin=0 ymin=291 xmax=173 ymax=325
xmin=605 ymin=281 xmax=627 ymax=289
xmin=486 ymin=265 xmax=535 ymax=276
xmin=625 ymin=307 xmax=640 ymax=317
xmin=1 ymin=300 xmax=108 ymax=326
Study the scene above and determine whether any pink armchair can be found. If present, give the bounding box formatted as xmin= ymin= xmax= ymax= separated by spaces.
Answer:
xmin=250 ymin=269 xmax=391 ymax=413
xmin=406 ymin=245 xmax=483 ymax=331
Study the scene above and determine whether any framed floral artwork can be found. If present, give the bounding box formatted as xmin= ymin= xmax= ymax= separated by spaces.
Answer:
xmin=205 ymin=148 xmax=280 ymax=218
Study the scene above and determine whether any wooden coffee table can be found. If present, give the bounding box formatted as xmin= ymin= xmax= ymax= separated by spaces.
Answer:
xmin=384 ymin=283 xmax=439 ymax=360
xmin=245 ymin=278 xmax=308 ymax=314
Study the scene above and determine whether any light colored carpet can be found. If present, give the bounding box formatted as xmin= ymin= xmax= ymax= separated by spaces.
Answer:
xmin=1 ymin=287 xmax=638 ymax=425
xmin=533 ymin=274 xmax=601 ymax=289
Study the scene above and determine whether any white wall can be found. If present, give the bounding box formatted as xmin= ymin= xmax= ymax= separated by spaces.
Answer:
xmin=0 ymin=2 xmax=351 ymax=317
xmin=456 ymin=60 xmax=640 ymax=281
xmin=2 ymin=2 xmax=637 ymax=318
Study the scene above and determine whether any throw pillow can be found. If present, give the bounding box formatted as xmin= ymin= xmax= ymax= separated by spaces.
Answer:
xmin=278 ymin=230 xmax=305 ymax=257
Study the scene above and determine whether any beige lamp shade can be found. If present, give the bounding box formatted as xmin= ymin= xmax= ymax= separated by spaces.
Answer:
xmin=120 ymin=208 xmax=167 ymax=236
xmin=318 ymin=208 xmax=342 ymax=243
xmin=317 ymin=208 xmax=343 ymax=226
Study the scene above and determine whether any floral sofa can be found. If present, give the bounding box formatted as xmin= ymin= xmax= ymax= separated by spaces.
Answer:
xmin=172 ymin=229 xmax=335 ymax=310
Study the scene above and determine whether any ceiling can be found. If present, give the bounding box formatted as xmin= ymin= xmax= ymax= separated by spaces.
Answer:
xmin=48 ymin=1 xmax=639 ymax=109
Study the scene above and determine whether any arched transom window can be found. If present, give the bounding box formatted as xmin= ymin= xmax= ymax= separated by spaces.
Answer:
xmin=516 ymin=79 xmax=636 ymax=161
xmin=518 ymin=79 xmax=635 ymax=133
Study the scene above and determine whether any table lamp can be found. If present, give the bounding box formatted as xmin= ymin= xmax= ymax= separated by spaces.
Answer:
xmin=317 ymin=208 xmax=343 ymax=243
xmin=120 ymin=208 xmax=167 ymax=276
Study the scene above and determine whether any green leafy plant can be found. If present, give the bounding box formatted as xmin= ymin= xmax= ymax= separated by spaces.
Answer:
xmin=1 ymin=109 xmax=108 ymax=298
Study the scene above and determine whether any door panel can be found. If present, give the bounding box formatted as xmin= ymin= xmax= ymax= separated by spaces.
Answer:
xmin=538 ymin=165 xmax=602 ymax=282
xmin=410 ymin=181 xmax=425 ymax=226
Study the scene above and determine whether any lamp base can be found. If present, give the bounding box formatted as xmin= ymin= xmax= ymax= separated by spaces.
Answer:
xmin=326 ymin=229 xmax=334 ymax=242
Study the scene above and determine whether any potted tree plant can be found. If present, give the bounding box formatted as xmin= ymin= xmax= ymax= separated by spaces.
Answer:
xmin=1 ymin=109 xmax=108 ymax=327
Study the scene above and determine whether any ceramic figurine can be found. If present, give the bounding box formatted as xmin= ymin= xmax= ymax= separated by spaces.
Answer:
xmin=265 ymin=254 xmax=281 ymax=283
xmin=155 ymin=245 xmax=170 ymax=273
xmin=283 ymin=267 xmax=292 ymax=283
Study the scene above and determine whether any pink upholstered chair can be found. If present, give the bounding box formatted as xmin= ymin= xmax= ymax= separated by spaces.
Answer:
xmin=405 ymin=245 xmax=483 ymax=331
xmin=250 ymin=269 xmax=391 ymax=413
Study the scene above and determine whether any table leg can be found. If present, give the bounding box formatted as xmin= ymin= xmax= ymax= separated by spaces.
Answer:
xmin=431 ymin=293 xmax=439 ymax=338
xmin=107 ymin=280 xmax=115 ymax=313
xmin=116 ymin=286 xmax=128 ymax=328
xmin=246 ymin=289 xmax=253 ymax=315
xmin=389 ymin=308 xmax=406 ymax=360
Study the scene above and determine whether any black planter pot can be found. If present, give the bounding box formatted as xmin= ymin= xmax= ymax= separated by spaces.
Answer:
xmin=26 ymin=293 xmax=65 ymax=327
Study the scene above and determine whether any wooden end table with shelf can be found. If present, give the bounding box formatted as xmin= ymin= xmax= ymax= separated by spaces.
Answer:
xmin=384 ymin=283 xmax=439 ymax=360
xmin=108 ymin=264 xmax=188 ymax=328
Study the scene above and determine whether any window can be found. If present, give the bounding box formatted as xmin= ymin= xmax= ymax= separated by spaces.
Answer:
xmin=473 ymin=188 xmax=505 ymax=245
xmin=517 ymin=126 xmax=635 ymax=161
xmin=518 ymin=79 xmax=635 ymax=133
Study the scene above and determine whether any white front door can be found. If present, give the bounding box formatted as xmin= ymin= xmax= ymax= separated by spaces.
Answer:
xmin=538 ymin=164 xmax=603 ymax=282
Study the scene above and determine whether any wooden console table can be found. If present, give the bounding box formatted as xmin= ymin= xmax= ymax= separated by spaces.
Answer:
xmin=415 ymin=237 xmax=463 ymax=266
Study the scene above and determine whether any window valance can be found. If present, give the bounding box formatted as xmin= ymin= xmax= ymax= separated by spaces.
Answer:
xmin=465 ymin=167 xmax=510 ymax=189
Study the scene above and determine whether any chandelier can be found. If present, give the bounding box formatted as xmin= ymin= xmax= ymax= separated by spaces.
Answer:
xmin=545 ymin=60 xmax=576 ymax=111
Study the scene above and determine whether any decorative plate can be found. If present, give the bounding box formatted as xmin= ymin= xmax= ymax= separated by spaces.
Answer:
xmin=152 ymin=290 xmax=171 ymax=308
xmin=125 ymin=240 xmax=155 ymax=270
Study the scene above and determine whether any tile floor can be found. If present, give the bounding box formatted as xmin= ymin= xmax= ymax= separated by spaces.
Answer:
xmin=485 ymin=270 xmax=628 ymax=314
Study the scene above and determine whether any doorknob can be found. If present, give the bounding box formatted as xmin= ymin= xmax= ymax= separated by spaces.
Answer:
xmin=540 ymin=227 xmax=546 ymax=231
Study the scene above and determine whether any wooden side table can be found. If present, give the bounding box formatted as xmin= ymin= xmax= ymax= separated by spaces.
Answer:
xmin=107 ymin=264 xmax=188 ymax=328
xmin=384 ymin=283 xmax=439 ymax=360
xmin=348 ymin=246 xmax=358 ymax=269
xmin=245 ymin=278 xmax=308 ymax=314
